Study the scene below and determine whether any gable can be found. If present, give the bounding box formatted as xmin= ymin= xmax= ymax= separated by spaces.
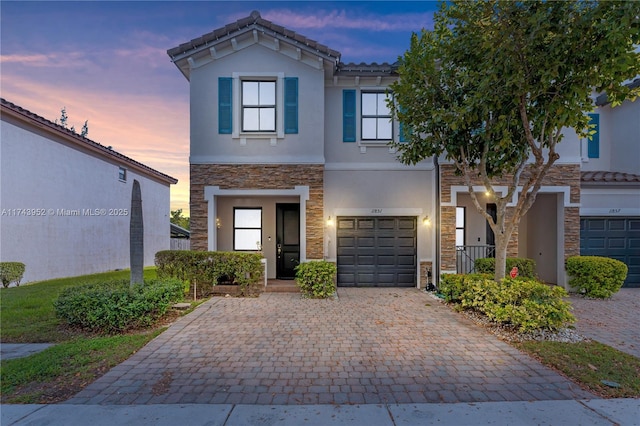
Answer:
xmin=168 ymin=11 xmax=340 ymax=81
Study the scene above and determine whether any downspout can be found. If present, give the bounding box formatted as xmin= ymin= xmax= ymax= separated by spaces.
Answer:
xmin=434 ymin=154 xmax=441 ymax=289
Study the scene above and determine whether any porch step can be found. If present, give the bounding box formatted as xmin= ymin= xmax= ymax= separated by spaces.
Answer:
xmin=264 ymin=280 xmax=300 ymax=293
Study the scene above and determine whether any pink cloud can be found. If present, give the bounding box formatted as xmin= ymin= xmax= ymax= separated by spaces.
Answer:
xmin=262 ymin=9 xmax=433 ymax=32
xmin=2 ymin=75 xmax=191 ymax=214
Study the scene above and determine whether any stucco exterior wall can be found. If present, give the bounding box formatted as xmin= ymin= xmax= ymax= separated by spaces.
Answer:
xmin=582 ymin=99 xmax=640 ymax=174
xmin=324 ymin=169 xmax=435 ymax=265
xmin=189 ymin=44 xmax=325 ymax=165
xmin=0 ymin=118 xmax=171 ymax=283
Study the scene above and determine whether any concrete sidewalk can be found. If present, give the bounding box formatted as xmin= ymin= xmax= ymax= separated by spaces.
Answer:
xmin=3 ymin=399 xmax=638 ymax=425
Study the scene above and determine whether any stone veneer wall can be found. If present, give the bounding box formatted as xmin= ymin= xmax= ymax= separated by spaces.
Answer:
xmin=419 ymin=261 xmax=433 ymax=289
xmin=190 ymin=164 xmax=324 ymax=259
xmin=440 ymin=164 xmax=581 ymax=272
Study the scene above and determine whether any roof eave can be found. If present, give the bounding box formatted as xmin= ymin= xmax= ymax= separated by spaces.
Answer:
xmin=1 ymin=99 xmax=178 ymax=186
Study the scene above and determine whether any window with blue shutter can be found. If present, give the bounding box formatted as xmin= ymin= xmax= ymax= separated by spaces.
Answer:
xmin=218 ymin=77 xmax=232 ymax=134
xmin=398 ymin=105 xmax=408 ymax=143
xmin=587 ymin=113 xmax=599 ymax=159
xmin=343 ymin=90 xmax=356 ymax=142
xmin=284 ymin=77 xmax=298 ymax=134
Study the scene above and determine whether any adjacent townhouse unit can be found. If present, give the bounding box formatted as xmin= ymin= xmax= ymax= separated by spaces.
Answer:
xmin=579 ymin=79 xmax=640 ymax=287
xmin=0 ymin=98 xmax=178 ymax=283
xmin=168 ymin=11 xmax=638 ymax=289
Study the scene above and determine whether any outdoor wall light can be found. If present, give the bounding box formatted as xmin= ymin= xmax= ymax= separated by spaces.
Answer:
xmin=423 ymin=216 xmax=431 ymax=226
xmin=216 ymin=217 xmax=221 ymax=229
xmin=326 ymin=216 xmax=334 ymax=226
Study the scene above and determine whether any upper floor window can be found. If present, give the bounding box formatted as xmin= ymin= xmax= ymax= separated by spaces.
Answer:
xmin=118 ymin=167 xmax=127 ymax=182
xmin=242 ymin=81 xmax=276 ymax=132
xmin=218 ymin=75 xmax=298 ymax=137
xmin=361 ymin=92 xmax=392 ymax=140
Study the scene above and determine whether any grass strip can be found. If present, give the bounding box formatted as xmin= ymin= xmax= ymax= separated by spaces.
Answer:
xmin=1 ymin=268 xmax=158 ymax=343
xmin=516 ymin=340 xmax=640 ymax=398
xmin=1 ymin=330 xmax=162 ymax=403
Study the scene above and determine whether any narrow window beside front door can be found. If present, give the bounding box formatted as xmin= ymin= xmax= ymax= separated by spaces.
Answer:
xmin=456 ymin=206 xmax=465 ymax=246
xmin=234 ymin=208 xmax=262 ymax=251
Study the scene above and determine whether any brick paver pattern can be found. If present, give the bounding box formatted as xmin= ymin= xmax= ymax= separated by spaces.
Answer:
xmin=68 ymin=288 xmax=593 ymax=405
xmin=569 ymin=288 xmax=640 ymax=358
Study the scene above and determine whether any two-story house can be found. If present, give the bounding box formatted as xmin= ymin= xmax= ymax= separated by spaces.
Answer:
xmin=168 ymin=11 xmax=606 ymax=289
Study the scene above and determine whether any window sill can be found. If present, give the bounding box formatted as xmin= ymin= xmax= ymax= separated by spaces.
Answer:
xmin=234 ymin=134 xmax=281 ymax=146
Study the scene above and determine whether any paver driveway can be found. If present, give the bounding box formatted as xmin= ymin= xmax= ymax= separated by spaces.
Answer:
xmin=68 ymin=288 xmax=593 ymax=405
xmin=570 ymin=288 xmax=640 ymax=358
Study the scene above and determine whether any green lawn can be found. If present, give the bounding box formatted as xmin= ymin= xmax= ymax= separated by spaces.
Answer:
xmin=517 ymin=340 xmax=640 ymax=398
xmin=0 ymin=268 xmax=178 ymax=403
xmin=1 ymin=331 xmax=162 ymax=403
xmin=1 ymin=268 xmax=158 ymax=342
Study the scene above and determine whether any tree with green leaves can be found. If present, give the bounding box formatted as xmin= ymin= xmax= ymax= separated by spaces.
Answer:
xmin=390 ymin=0 xmax=640 ymax=281
xmin=55 ymin=107 xmax=89 ymax=137
xmin=170 ymin=209 xmax=190 ymax=230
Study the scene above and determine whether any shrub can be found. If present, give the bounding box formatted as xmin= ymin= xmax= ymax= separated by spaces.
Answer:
xmin=295 ymin=261 xmax=337 ymax=298
xmin=155 ymin=250 xmax=264 ymax=297
xmin=566 ymin=256 xmax=628 ymax=298
xmin=439 ymin=273 xmax=491 ymax=303
xmin=0 ymin=262 xmax=26 ymax=288
xmin=442 ymin=275 xmax=574 ymax=332
xmin=54 ymin=278 xmax=184 ymax=333
xmin=475 ymin=257 xmax=536 ymax=278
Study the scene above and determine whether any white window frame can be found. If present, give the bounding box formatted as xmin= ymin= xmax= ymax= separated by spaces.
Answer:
xmin=361 ymin=91 xmax=393 ymax=142
xmin=233 ymin=207 xmax=262 ymax=251
xmin=455 ymin=206 xmax=465 ymax=247
xmin=241 ymin=80 xmax=276 ymax=132
xmin=118 ymin=167 xmax=127 ymax=182
xmin=232 ymin=72 xmax=285 ymax=140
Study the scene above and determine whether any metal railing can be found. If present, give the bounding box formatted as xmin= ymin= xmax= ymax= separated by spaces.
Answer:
xmin=456 ymin=245 xmax=495 ymax=274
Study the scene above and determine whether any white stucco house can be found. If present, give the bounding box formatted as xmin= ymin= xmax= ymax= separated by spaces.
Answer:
xmin=167 ymin=11 xmax=638 ymax=289
xmin=0 ymin=98 xmax=178 ymax=283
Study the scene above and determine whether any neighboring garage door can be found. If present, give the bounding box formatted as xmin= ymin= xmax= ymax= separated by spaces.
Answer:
xmin=580 ymin=217 xmax=640 ymax=288
xmin=337 ymin=216 xmax=417 ymax=287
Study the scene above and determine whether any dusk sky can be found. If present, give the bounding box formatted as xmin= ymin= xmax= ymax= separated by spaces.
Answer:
xmin=1 ymin=1 xmax=439 ymax=214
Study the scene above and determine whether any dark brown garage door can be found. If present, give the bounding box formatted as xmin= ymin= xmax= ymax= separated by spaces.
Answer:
xmin=337 ymin=216 xmax=417 ymax=287
xmin=580 ymin=217 xmax=640 ymax=288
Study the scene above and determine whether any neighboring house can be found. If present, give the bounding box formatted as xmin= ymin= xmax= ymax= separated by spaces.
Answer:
xmin=578 ymin=78 xmax=640 ymax=287
xmin=167 ymin=11 xmax=634 ymax=288
xmin=170 ymin=223 xmax=191 ymax=250
xmin=0 ymin=98 xmax=178 ymax=283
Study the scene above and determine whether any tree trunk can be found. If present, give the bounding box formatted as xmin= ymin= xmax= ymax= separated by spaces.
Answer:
xmin=130 ymin=180 xmax=144 ymax=286
xmin=494 ymin=233 xmax=508 ymax=281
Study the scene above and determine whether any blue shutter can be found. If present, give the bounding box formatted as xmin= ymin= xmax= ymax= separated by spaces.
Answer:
xmin=587 ymin=113 xmax=599 ymax=159
xmin=398 ymin=105 xmax=408 ymax=143
xmin=343 ymin=90 xmax=356 ymax=142
xmin=218 ymin=77 xmax=232 ymax=134
xmin=284 ymin=77 xmax=298 ymax=134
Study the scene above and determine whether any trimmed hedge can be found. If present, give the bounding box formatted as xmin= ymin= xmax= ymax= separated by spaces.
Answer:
xmin=439 ymin=273 xmax=492 ymax=303
xmin=566 ymin=256 xmax=628 ymax=298
xmin=475 ymin=257 xmax=536 ymax=278
xmin=295 ymin=261 xmax=337 ymax=298
xmin=440 ymin=274 xmax=574 ymax=332
xmin=155 ymin=250 xmax=264 ymax=297
xmin=54 ymin=279 xmax=184 ymax=333
xmin=0 ymin=262 xmax=25 ymax=288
